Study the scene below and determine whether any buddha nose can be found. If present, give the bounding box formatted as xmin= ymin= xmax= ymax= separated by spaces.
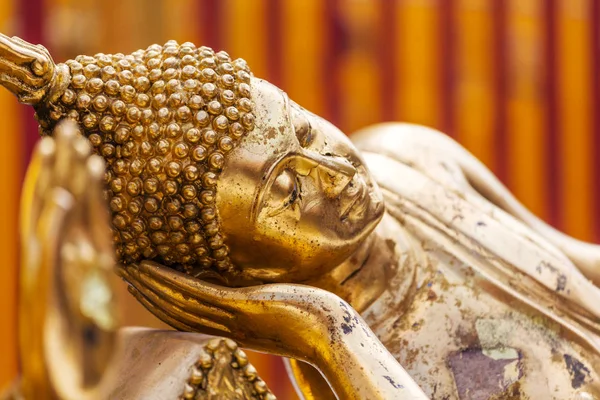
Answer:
xmin=298 ymin=149 xmax=356 ymax=198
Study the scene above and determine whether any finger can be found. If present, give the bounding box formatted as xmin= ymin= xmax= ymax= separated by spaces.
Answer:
xmin=127 ymin=284 xmax=231 ymax=336
xmin=139 ymin=260 xmax=241 ymax=307
xmin=52 ymin=120 xmax=79 ymax=191
xmin=85 ymin=155 xmax=113 ymax=259
xmin=132 ymin=266 xmax=235 ymax=323
xmin=22 ymin=137 xmax=55 ymax=242
xmin=36 ymin=187 xmax=75 ymax=285
xmin=127 ymin=285 xmax=196 ymax=332
xmin=135 ymin=281 xmax=232 ymax=334
xmin=126 ymin=266 xmax=232 ymax=332
xmin=38 ymin=187 xmax=75 ymax=236
xmin=70 ymin=133 xmax=93 ymax=199
xmin=115 ymin=264 xmax=129 ymax=280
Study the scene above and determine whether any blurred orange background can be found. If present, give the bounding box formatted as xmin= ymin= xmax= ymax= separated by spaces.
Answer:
xmin=1 ymin=0 xmax=598 ymax=398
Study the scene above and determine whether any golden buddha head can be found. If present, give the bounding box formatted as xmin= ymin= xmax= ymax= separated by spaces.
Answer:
xmin=0 ymin=35 xmax=384 ymax=284
xmin=217 ymin=78 xmax=384 ymax=282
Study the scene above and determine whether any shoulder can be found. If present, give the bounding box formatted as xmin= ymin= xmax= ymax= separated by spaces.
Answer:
xmin=354 ymin=123 xmax=471 ymax=193
xmin=350 ymin=122 xmax=459 ymax=155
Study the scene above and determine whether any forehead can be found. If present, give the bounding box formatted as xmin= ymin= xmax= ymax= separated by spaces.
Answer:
xmin=216 ymin=79 xmax=299 ymax=217
xmin=237 ymin=78 xmax=297 ymax=159
xmin=221 ymin=78 xmax=299 ymax=177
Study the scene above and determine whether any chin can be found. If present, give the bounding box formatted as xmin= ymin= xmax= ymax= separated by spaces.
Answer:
xmin=343 ymin=199 xmax=384 ymax=247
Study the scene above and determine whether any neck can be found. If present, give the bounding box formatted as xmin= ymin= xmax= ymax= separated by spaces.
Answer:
xmin=307 ymin=211 xmax=414 ymax=313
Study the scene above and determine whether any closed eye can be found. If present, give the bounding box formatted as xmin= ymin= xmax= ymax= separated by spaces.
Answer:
xmin=266 ymin=169 xmax=302 ymax=217
xmin=286 ymin=182 xmax=299 ymax=206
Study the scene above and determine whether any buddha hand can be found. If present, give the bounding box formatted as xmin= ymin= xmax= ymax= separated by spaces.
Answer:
xmin=118 ymin=260 xmax=358 ymax=363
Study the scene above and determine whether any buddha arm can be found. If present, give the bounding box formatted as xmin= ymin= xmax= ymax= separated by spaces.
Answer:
xmin=313 ymin=302 xmax=428 ymax=400
xmin=122 ymin=262 xmax=428 ymax=399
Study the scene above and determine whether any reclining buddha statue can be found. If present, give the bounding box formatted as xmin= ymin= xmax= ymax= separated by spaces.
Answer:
xmin=2 ymin=32 xmax=600 ymax=399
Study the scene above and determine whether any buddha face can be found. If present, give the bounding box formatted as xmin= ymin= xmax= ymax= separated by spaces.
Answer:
xmin=217 ymin=78 xmax=384 ymax=282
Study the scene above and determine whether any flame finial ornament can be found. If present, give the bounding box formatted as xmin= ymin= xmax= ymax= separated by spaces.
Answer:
xmin=0 ymin=33 xmax=70 ymax=105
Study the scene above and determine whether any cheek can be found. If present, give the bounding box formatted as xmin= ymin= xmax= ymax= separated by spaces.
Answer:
xmin=257 ymin=206 xmax=343 ymax=253
xmin=258 ymin=208 xmax=300 ymax=239
xmin=251 ymin=201 xmax=367 ymax=279
xmin=298 ymin=179 xmax=366 ymax=238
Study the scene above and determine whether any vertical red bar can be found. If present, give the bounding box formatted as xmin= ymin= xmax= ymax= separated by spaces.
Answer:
xmin=592 ymin=0 xmax=600 ymax=241
xmin=266 ymin=0 xmax=283 ymax=87
xmin=492 ymin=0 xmax=508 ymax=184
xmin=379 ymin=0 xmax=397 ymax=122
xmin=20 ymin=0 xmax=45 ymax=163
xmin=440 ymin=0 xmax=456 ymax=138
xmin=199 ymin=0 xmax=221 ymax=50
xmin=324 ymin=0 xmax=342 ymax=127
xmin=0 ymin=0 xmax=21 ymax=386
xmin=543 ymin=0 xmax=561 ymax=229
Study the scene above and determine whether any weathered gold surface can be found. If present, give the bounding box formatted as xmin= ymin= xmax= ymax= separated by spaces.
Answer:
xmin=4 ymin=33 xmax=600 ymax=400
